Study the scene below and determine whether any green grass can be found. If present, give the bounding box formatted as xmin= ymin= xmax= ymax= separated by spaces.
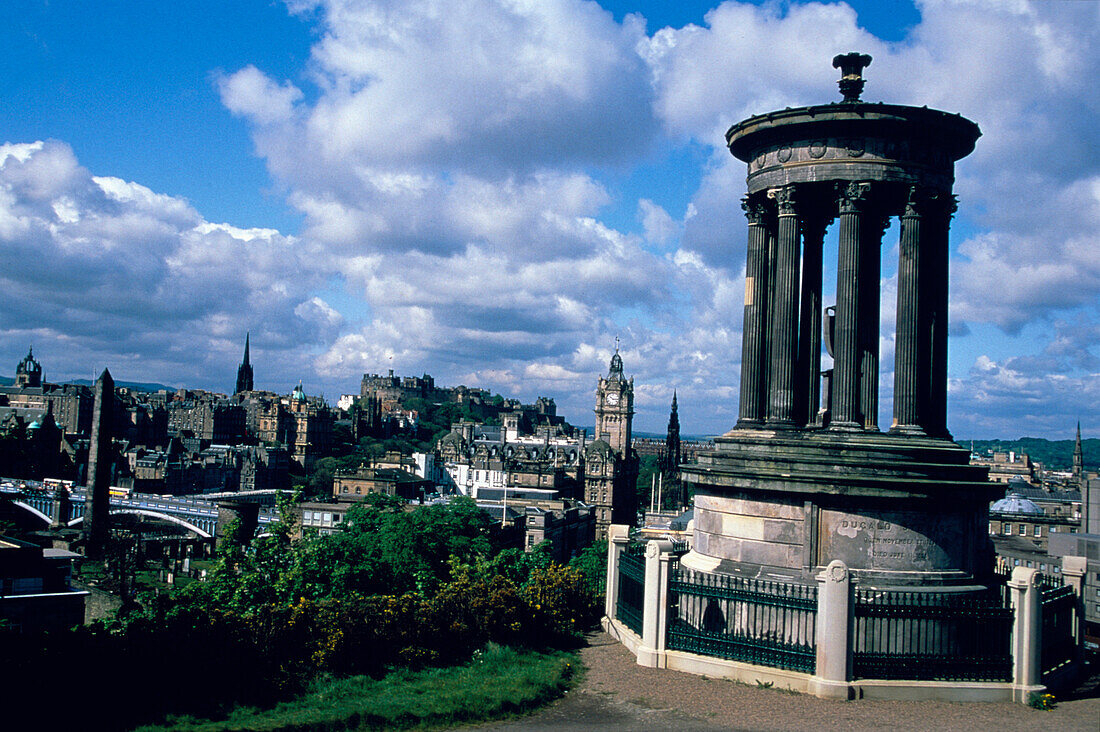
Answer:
xmin=134 ymin=644 xmax=578 ymax=731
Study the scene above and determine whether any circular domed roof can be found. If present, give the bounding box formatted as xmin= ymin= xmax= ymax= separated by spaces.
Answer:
xmin=990 ymin=493 xmax=1044 ymax=515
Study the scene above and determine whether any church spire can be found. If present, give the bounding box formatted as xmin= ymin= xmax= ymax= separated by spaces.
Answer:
xmin=1073 ymin=421 xmax=1084 ymax=482
xmin=235 ymin=332 xmax=254 ymax=395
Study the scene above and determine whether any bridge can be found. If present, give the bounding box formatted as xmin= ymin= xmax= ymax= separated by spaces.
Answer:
xmin=0 ymin=477 xmax=282 ymax=539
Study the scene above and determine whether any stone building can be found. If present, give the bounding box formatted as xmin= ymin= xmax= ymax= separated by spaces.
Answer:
xmin=333 ymin=465 xmax=431 ymax=502
xmin=253 ymin=383 xmax=333 ymax=470
xmin=435 ymin=351 xmax=638 ymax=539
xmin=0 ymin=350 xmax=94 ymax=436
xmin=167 ymin=393 xmax=246 ymax=445
xmin=971 ymin=450 xmax=1037 ymax=484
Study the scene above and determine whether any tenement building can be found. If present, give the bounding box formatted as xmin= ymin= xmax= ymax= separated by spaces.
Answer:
xmin=604 ymin=54 xmax=1087 ymax=703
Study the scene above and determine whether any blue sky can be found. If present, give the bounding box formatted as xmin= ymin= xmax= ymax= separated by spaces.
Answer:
xmin=2 ymin=0 xmax=1099 ymax=440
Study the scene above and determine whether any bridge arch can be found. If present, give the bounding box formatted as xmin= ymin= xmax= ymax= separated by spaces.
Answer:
xmin=12 ymin=501 xmax=51 ymax=525
xmin=67 ymin=509 xmax=212 ymax=538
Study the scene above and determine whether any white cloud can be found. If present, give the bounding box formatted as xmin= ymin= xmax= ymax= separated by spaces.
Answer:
xmin=0 ymin=140 xmax=328 ymax=389
xmin=218 ymin=65 xmax=303 ymax=126
xmin=9 ymin=1 xmax=1100 ymax=438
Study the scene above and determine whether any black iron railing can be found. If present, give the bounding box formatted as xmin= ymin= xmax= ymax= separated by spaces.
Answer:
xmin=667 ymin=567 xmax=817 ymax=673
xmin=670 ymin=539 xmax=690 ymax=554
xmin=616 ymin=542 xmax=646 ymax=636
xmin=1039 ymin=578 xmax=1076 ymax=677
xmin=852 ymin=587 xmax=1013 ymax=682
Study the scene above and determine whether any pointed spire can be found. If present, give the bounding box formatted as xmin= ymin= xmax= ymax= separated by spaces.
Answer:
xmin=1074 ymin=420 xmax=1084 ymax=480
xmin=235 ymin=332 xmax=255 ymax=394
xmin=671 ymin=390 xmax=678 ymax=412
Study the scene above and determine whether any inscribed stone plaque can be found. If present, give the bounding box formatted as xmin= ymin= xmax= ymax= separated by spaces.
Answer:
xmin=817 ymin=508 xmax=968 ymax=572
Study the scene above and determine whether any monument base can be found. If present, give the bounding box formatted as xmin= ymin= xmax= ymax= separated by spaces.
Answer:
xmin=680 ymin=428 xmax=1000 ymax=589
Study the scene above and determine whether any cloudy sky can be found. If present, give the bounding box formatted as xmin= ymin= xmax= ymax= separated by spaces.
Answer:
xmin=2 ymin=0 xmax=1098 ymax=439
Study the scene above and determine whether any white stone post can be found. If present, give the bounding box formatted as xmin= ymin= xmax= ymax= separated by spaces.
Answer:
xmin=637 ymin=539 xmax=675 ymax=668
xmin=1009 ymin=566 xmax=1044 ymax=703
xmin=811 ymin=560 xmax=852 ymax=699
xmin=605 ymin=524 xmax=630 ymax=620
xmin=1061 ymin=556 xmax=1087 ymax=662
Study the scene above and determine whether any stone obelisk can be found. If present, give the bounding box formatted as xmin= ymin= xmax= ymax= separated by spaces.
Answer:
xmin=83 ymin=368 xmax=114 ymax=559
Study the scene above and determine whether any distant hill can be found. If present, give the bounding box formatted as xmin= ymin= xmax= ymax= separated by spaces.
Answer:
xmin=63 ymin=378 xmax=178 ymax=393
xmin=1 ymin=375 xmax=177 ymax=393
xmin=961 ymin=437 xmax=1098 ymax=471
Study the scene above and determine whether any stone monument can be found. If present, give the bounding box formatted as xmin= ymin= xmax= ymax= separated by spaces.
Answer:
xmin=82 ymin=368 xmax=114 ymax=559
xmin=680 ymin=53 xmax=999 ymax=590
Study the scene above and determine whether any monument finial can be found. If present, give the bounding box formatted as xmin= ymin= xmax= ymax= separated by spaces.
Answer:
xmin=832 ymin=52 xmax=872 ymax=102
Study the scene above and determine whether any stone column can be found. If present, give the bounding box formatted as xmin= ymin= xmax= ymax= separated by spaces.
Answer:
xmin=859 ymin=211 xmax=888 ymax=430
xmin=215 ymin=500 xmax=259 ymax=552
xmin=797 ymin=209 xmax=828 ymax=427
xmin=1061 ymin=556 xmax=1087 ymax=663
xmin=1008 ymin=567 xmax=1045 ymax=703
xmin=605 ymin=524 xmax=631 ymax=620
xmin=766 ymin=185 xmax=802 ymax=427
xmin=924 ymin=193 xmax=957 ymax=438
xmin=892 ymin=187 xmax=925 ymax=434
xmin=637 ymin=539 xmax=674 ymax=668
xmin=737 ymin=195 xmax=771 ymax=427
xmin=830 ymin=182 xmax=870 ymax=430
xmin=763 ymin=222 xmax=778 ymax=416
xmin=812 ymin=560 xmax=852 ymax=699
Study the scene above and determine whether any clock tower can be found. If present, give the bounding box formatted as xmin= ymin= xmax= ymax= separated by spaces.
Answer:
xmin=595 ymin=350 xmax=633 ymax=453
xmin=586 ymin=349 xmax=639 ymax=537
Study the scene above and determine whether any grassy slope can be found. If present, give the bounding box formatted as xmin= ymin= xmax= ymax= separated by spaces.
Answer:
xmin=136 ymin=644 xmax=577 ymax=732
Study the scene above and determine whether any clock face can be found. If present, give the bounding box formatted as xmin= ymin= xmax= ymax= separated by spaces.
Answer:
xmin=605 ymin=392 xmax=620 ymax=406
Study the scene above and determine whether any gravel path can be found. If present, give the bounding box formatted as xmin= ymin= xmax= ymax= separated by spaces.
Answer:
xmin=474 ymin=632 xmax=1100 ymax=732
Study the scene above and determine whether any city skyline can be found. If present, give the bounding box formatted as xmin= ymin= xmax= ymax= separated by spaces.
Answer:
xmin=2 ymin=1 xmax=1099 ymax=438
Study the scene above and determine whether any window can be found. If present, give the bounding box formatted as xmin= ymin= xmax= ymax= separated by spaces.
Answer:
xmin=1018 ymin=524 xmax=1026 ymax=535
xmin=1026 ymin=561 xmax=1033 ymax=568
xmin=1013 ymin=559 xmax=1020 ymax=566
xmin=1040 ymin=564 xmax=1047 ymax=571
xmin=1002 ymin=523 xmax=1011 ymax=535
xmin=355 ymin=487 xmax=361 ymax=494
xmin=1034 ymin=525 xmax=1042 ymax=537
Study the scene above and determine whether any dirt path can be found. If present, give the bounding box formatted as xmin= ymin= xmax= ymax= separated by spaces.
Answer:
xmin=473 ymin=632 xmax=1100 ymax=731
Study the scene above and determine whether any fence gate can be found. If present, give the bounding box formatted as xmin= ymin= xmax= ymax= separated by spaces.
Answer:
xmin=666 ymin=566 xmax=817 ymax=673
xmin=615 ymin=542 xmax=646 ymax=636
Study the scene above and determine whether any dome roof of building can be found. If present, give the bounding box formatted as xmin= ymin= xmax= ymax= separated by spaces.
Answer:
xmin=990 ymin=493 xmax=1044 ymax=515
